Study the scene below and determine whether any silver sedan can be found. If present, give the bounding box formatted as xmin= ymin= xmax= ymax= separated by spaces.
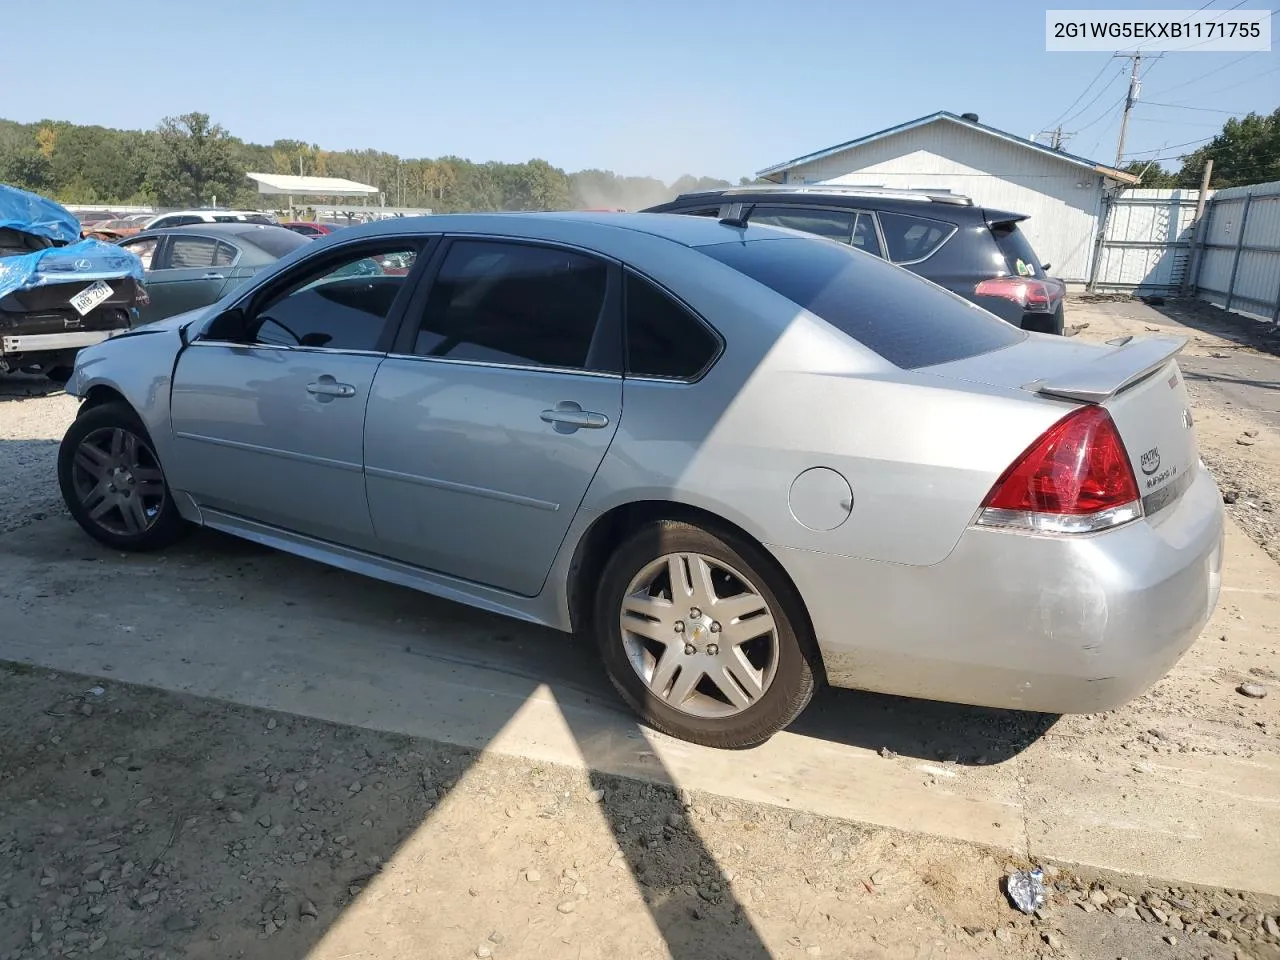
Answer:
xmin=56 ymin=212 xmax=1224 ymax=747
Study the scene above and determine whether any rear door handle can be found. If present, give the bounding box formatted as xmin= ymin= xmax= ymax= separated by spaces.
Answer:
xmin=307 ymin=380 xmax=356 ymax=398
xmin=203 ymin=272 xmax=225 ymax=280
xmin=541 ymin=402 xmax=610 ymax=430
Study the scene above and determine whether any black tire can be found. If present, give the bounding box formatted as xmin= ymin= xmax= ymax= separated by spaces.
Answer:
xmin=594 ymin=519 xmax=818 ymax=749
xmin=45 ymin=366 xmax=73 ymax=384
xmin=58 ymin=402 xmax=186 ymax=552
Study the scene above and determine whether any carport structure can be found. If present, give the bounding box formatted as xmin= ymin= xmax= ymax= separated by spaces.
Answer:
xmin=245 ymin=172 xmax=380 ymax=218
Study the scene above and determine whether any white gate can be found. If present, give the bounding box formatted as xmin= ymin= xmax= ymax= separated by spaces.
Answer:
xmin=1090 ymin=189 xmax=1204 ymax=294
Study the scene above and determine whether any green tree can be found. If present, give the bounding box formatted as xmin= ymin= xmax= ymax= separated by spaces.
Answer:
xmin=146 ymin=113 xmax=244 ymax=207
xmin=1119 ymin=160 xmax=1178 ymax=187
xmin=1176 ymin=109 xmax=1280 ymax=189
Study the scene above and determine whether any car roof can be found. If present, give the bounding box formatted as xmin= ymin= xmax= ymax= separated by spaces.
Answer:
xmin=133 ymin=223 xmax=301 ymax=242
xmin=333 ymin=210 xmax=806 ymax=249
xmin=649 ymin=186 xmax=1007 ymax=219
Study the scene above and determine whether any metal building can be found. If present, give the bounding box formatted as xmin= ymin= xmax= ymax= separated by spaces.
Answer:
xmin=757 ymin=112 xmax=1139 ymax=285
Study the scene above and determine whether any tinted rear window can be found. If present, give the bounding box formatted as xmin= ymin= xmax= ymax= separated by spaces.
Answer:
xmin=990 ymin=222 xmax=1044 ymax=277
xmin=700 ymin=237 xmax=1023 ymax=369
xmin=240 ymin=228 xmax=311 ymax=259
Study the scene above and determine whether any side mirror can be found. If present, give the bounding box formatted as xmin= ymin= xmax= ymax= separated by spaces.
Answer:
xmin=204 ymin=307 xmax=248 ymax=342
xmin=1041 ymin=262 xmax=1052 ymax=272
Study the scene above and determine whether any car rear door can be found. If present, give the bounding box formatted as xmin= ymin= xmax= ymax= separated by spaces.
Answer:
xmin=362 ymin=236 xmax=623 ymax=596
xmin=166 ymin=239 xmax=426 ymax=550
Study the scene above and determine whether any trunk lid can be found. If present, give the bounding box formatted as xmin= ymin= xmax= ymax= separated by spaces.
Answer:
xmin=926 ymin=334 xmax=1200 ymax=516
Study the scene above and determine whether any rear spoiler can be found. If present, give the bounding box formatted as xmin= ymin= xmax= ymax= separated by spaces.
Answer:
xmin=984 ymin=209 xmax=1029 ymax=228
xmin=1023 ymin=335 xmax=1188 ymax=403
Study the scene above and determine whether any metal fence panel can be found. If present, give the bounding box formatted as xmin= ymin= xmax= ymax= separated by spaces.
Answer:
xmin=1191 ymin=182 xmax=1280 ymax=324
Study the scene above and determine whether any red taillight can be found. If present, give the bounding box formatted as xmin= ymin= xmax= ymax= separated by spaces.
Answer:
xmin=978 ymin=406 xmax=1142 ymax=534
xmin=974 ymin=276 xmax=1059 ymax=313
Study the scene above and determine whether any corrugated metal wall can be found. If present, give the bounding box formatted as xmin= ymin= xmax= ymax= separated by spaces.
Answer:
xmin=1091 ymin=189 xmax=1204 ymax=293
xmin=1192 ymin=181 xmax=1280 ymax=323
xmin=782 ymin=120 xmax=1108 ymax=282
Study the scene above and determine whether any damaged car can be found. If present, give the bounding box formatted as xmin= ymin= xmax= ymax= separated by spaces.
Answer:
xmin=0 ymin=185 xmax=145 ymax=382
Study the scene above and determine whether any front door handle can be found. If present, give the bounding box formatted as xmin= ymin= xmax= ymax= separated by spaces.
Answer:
xmin=203 ymin=272 xmax=225 ymax=280
xmin=307 ymin=380 xmax=356 ymax=399
xmin=541 ymin=401 xmax=610 ymax=430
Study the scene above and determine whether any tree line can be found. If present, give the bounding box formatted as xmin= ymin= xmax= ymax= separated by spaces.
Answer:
xmin=1119 ymin=107 xmax=1280 ymax=189
xmin=0 ymin=112 xmax=746 ymax=212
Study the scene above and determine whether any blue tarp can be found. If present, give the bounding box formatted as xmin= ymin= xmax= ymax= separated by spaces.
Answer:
xmin=0 ymin=183 xmax=82 ymax=245
xmin=0 ymin=185 xmax=143 ymax=302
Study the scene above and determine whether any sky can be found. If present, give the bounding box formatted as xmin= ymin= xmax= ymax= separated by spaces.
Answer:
xmin=5 ymin=0 xmax=1278 ymax=182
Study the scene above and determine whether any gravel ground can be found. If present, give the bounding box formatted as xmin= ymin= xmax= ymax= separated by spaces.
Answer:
xmin=2 ymin=666 xmax=1277 ymax=960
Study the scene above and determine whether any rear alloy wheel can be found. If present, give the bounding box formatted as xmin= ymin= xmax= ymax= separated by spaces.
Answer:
xmin=57 ymin=403 xmax=185 ymax=551
xmin=595 ymin=520 xmax=818 ymax=748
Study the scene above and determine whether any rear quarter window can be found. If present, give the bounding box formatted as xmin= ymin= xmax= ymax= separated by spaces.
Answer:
xmin=700 ymin=237 xmax=1023 ymax=370
xmin=877 ymin=212 xmax=956 ymax=264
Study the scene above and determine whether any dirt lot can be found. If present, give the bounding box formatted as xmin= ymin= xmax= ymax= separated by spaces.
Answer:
xmin=1 ymin=297 xmax=1279 ymax=960
xmin=2 ymin=667 xmax=1277 ymax=960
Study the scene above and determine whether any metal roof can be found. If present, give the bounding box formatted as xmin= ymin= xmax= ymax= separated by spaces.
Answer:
xmin=245 ymin=173 xmax=379 ymax=196
xmin=756 ymin=112 xmax=1140 ymax=185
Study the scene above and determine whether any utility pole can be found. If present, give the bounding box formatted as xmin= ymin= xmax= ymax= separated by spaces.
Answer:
xmin=1194 ymin=158 xmax=1213 ymax=221
xmin=1113 ymin=51 xmax=1159 ymax=167
xmin=1036 ymin=126 xmax=1074 ymax=150
xmin=1182 ymin=158 xmax=1214 ymax=296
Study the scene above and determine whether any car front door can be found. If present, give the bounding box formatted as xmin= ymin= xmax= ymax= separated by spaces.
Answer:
xmin=165 ymin=240 xmax=424 ymax=550
xmin=363 ymin=237 xmax=623 ymax=596
xmin=117 ymin=235 xmax=164 ymax=324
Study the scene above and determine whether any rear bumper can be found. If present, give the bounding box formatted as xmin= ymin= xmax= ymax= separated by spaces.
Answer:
xmin=773 ymin=464 xmax=1224 ymax=714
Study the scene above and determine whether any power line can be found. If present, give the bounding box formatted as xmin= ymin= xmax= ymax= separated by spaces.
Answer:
xmin=1143 ymin=101 xmax=1259 ymax=114
xmin=1045 ymin=57 xmax=1115 ymax=130
xmin=1147 ymin=52 xmax=1259 ymax=98
xmin=1164 ymin=62 xmax=1280 ymax=104
xmin=1061 ymin=68 xmax=1126 ymax=126
xmin=1123 ymin=135 xmax=1217 ymax=156
xmin=1135 ymin=0 xmax=1218 ymax=51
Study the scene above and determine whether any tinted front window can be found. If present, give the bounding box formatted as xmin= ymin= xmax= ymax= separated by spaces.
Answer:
xmin=990 ymin=222 xmax=1044 ymax=277
xmin=877 ymin=212 xmax=955 ymax=263
xmin=121 ymin=237 xmax=158 ymax=271
xmin=239 ymin=228 xmax=310 ymax=259
xmin=625 ymin=271 xmax=719 ymax=379
xmin=248 ymin=247 xmax=416 ymax=351
xmin=412 ymin=240 xmax=608 ymax=370
xmin=749 ymin=205 xmax=855 ymax=243
xmin=700 ymin=237 xmax=1022 ymax=369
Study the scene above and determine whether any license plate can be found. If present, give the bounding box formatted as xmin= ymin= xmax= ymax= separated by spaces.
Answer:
xmin=69 ymin=279 xmax=114 ymax=316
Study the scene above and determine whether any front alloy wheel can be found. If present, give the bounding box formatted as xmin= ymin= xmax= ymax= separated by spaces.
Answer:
xmin=58 ymin=403 xmax=186 ymax=551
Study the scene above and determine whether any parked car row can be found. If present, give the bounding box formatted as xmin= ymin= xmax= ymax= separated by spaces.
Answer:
xmin=55 ymin=208 xmax=1223 ymax=749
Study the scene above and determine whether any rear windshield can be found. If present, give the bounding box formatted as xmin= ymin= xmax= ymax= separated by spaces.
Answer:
xmin=990 ymin=221 xmax=1044 ymax=278
xmin=239 ymin=228 xmax=310 ymax=259
xmin=700 ymin=237 xmax=1023 ymax=369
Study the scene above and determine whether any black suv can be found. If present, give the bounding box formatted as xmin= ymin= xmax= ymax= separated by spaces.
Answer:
xmin=642 ymin=185 xmax=1065 ymax=335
